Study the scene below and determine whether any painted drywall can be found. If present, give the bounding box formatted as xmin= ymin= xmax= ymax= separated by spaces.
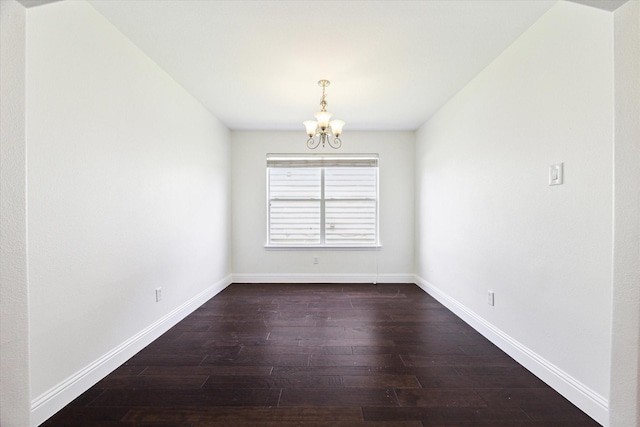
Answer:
xmin=231 ymin=131 xmax=415 ymax=283
xmin=0 ymin=1 xmax=31 ymax=426
xmin=415 ymin=2 xmax=613 ymax=424
xmin=26 ymin=1 xmax=231 ymax=424
xmin=610 ymin=2 xmax=640 ymax=426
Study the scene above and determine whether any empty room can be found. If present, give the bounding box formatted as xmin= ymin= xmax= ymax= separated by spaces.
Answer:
xmin=1 ymin=0 xmax=638 ymax=426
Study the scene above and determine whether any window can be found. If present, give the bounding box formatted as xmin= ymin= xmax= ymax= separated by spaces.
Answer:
xmin=267 ymin=154 xmax=379 ymax=247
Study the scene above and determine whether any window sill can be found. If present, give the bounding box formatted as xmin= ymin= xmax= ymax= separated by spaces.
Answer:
xmin=265 ymin=245 xmax=381 ymax=251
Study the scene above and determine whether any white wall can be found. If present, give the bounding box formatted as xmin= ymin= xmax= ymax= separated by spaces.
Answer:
xmin=231 ymin=131 xmax=414 ymax=283
xmin=610 ymin=1 xmax=640 ymax=426
xmin=26 ymin=2 xmax=232 ymax=425
xmin=0 ymin=1 xmax=31 ymax=426
xmin=415 ymin=2 xmax=613 ymax=425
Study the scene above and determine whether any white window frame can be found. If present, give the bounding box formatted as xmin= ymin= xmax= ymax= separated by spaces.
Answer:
xmin=266 ymin=154 xmax=380 ymax=250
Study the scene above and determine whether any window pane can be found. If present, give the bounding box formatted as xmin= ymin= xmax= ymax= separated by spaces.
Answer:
xmin=325 ymin=199 xmax=376 ymax=244
xmin=269 ymin=168 xmax=321 ymax=199
xmin=269 ymin=200 xmax=321 ymax=244
xmin=269 ymin=167 xmax=321 ymax=244
xmin=325 ymin=167 xmax=377 ymax=199
xmin=325 ymin=167 xmax=377 ymax=245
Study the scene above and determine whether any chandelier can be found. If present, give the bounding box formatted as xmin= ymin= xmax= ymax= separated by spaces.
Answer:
xmin=303 ymin=80 xmax=345 ymax=149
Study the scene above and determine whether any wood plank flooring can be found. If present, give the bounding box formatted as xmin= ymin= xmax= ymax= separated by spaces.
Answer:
xmin=43 ymin=283 xmax=601 ymax=426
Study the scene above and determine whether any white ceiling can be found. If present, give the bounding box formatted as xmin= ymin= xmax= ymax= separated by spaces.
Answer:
xmin=83 ymin=0 xmax=563 ymax=131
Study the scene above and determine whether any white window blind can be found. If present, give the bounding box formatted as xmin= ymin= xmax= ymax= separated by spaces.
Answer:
xmin=267 ymin=155 xmax=379 ymax=247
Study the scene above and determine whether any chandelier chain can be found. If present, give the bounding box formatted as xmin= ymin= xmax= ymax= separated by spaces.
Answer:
xmin=319 ymin=80 xmax=328 ymax=112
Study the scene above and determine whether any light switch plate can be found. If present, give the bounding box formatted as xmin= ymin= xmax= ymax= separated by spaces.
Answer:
xmin=549 ymin=163 xmax=563 ymax=186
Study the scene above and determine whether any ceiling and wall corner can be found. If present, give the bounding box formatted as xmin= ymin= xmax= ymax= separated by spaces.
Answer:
xmin=16 ymin=0 xmax=62 ymax=8
xmin=86 ymin=0 xmax=559 ymax=132
xmin=17 ymin=1 xmax=631 ymax=131
xmin=567 ymin=0 xmax=629 ymax=12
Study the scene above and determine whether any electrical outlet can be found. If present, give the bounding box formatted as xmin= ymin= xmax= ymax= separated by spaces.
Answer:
xmin=155 ymin=287 xmax=162 ymax=302
xmin=487 ymin=290 xmax=495 ymax=306
xmin=313 ymin=256 xmax=319 ymax=264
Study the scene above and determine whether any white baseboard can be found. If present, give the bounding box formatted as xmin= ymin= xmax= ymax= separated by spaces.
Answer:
xmin=30 ymin=275 xmax=232 ymax=427
xmin=231 ymin=273 xmax=415 ymax=284
xmin=414 ymin=275 xmax=608 ymax=427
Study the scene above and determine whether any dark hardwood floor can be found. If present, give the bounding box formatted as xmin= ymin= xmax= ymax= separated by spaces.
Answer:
xmin=43 ymin=283 xmax=600 ymax=426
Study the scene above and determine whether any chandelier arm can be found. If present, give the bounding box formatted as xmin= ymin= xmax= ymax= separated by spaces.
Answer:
xmin=328 ymin=137 xmax=342 ymax=149
xmin=307 ymin=137 xmax=320 ymax=150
